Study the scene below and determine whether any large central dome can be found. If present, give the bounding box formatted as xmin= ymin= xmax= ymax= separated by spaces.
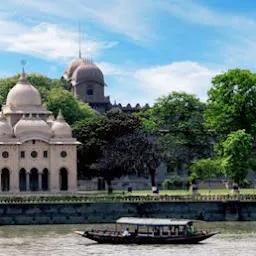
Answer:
xmin=71 ymin=61 xmax=104 ymax=86
xmin=6 ymin=73 xmax=42 ymax=107
xmin=62 ymin=57 xmax=85 ymax=81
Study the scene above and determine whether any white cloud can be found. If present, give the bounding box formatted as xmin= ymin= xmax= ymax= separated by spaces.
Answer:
xmin=133 ymin=61 xmax=221 ymax=103
xmin=3 ymin=0 xmax=154 ymax=42
xmin=97 ymin=62 xmax=128 ymax=76
xmin=106 ymin=61 xmax=222 ymax=106
xmin=0 ymin=21 xmax=117 ymax=61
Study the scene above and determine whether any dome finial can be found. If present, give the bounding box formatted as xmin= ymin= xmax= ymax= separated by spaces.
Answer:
xmin=20 ymin=60 xmax=27 ymax=80
xmin=57 ymin=109 xmax=64 ymax=121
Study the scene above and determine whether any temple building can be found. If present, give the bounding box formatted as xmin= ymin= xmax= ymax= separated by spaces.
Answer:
xmin=0 ymin=68 xmax=79 ymax=193
xmin=62 ymin=57 xmax=149 ymax=114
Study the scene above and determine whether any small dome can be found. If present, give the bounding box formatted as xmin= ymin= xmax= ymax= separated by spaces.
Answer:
xmin=51 ymin=110 xmax=72 ymax=138
xmin=63 ymin=57 xmax=85 ymax=81
xmin=71 ymin=61 xmax=104 ymax=86
xmin=6 ymin=72 xmax=42 ymax=107
xmin=14 ymin=114 xmax=52 ymax=138
xmin=0 ymin=112 xmax=13 ymax=138
xmin=46 ymin=115 xmax=55 ymax=127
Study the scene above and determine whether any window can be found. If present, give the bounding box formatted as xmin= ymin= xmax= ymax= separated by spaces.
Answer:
xmin=87 ymin=89 xmax=93 ymax=95
xmin=32 ymin=140 xmax=36 ymax=145
xmin=31 ymin=151 xmax=38 ymax=158
xmin=61 ymin=151 xmax=67 ymax=158
xmin=2 ymin=151 xmax=9 ymax=158
xmin=43 ymin=151 xmax=48 ymax=158
xmin=20 ymin=151 xmax=25 ymax=158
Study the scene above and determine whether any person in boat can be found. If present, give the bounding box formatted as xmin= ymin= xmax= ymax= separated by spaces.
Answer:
xmin=122 ymin=228 xmax=130 ymax=236
xmin=187 ymin=223 xmax=196 ymax=235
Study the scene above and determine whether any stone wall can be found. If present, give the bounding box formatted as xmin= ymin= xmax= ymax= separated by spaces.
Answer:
xmin=0 ymin=201 xmax=256 ymax=225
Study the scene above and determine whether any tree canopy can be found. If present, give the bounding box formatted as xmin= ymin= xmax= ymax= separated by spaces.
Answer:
xmin=72 ymin=111 xmax=160 ymax=190
xmin=205 ymin=69 xmax=256 ymax=137
xmin=220 ymin=130 xmax=252 ymax=185
xmin=46 ymin=89 xmax=94 ymax=125
xmin=147 ymin=92 xmax=213 ymax=172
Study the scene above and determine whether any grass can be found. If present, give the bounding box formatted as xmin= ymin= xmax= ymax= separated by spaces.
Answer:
xmin=78 ymin=188 xmax=256 ymax=196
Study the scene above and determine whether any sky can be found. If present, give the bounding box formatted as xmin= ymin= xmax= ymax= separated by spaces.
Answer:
xmin=1 ymin=0 xmax=256 ymax=106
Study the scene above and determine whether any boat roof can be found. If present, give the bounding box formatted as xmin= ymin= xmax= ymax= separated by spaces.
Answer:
xmin=116 ymin=217 xmax=193 ymax=226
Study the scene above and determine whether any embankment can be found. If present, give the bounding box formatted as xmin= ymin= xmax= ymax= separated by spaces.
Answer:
xmin=0 ymin=200 xmax=255 ymax=225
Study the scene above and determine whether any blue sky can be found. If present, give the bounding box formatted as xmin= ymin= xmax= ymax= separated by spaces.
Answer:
xmin=1 ymin=0 xmax=256 ymax=106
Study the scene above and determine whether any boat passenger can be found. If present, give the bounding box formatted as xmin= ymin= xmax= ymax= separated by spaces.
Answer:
xmin=122 ymin=228 xmax=130 ymax=236
xmin=187 ymin=224 xmax=196 ymax=235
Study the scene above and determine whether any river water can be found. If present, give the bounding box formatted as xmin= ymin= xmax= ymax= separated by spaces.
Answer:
xmin=0 ymin=222 xmax=255 ymax=256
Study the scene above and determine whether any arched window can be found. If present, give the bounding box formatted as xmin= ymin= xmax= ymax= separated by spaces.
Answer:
xmin=19 ymin=168 xmax=26 ymax=191
xmin=1 ymin=168 xmax=10 ymax=191
xmin=42 ymin=168 xmax=49 ymax=191
xmin=30 ymin=168 xmax=39 ymax=191
xmin=60 ymin=168 xmax=68 ymax=191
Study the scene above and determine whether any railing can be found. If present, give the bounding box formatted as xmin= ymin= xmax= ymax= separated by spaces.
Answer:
xmin=0 ymin=194 xmax=255 ymax=204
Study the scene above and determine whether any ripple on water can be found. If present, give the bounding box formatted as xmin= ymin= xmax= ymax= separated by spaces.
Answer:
xmin=0 ymin=223 xmax=255 ymax=256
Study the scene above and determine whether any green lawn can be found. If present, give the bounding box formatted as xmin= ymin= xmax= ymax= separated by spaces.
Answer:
xmin=78 ymin=188 xmax=256 ymax=196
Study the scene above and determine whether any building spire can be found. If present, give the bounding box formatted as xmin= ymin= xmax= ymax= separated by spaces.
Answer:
xmin=20 ymin=60 xmax=27 ymax=80
xmin=78 ymin=21 xmax=82 ymax=58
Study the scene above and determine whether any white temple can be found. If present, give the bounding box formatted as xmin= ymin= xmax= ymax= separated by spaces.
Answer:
xmin=0 ymin=68 xmax=79 ymax=193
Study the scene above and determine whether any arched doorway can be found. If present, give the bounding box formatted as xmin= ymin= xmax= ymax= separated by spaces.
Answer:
xmin=1 ymin=168 xmax=10 ymax=191
xmin=19 ymin=168 xmax=26 ymax=191
xmin=42 ymin=168 xmax=49 ymax=191
xmin=60 ymin=168 xmax=68 ymax=191
xmin=30 ymin=168 xmax=39 ymax=191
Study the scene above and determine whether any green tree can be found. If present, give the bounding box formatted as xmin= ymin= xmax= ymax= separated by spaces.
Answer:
xmin=205 ymin=69 xmax=256 ymax=138
xmin=190 ymin=158 xmax=221 ymax=191
xmin=220 ymin=130 xmax=252 ymax=187
xmin=153 ymin=92 xmax=213 ymax=172
xmin=72 ymin=112 xmax=142 ymax=180
xmin=46 ymin=89 xmax=94 ymax=125
xmin=98 ymin=132 xmax=162 ymax=192
xmin=133 ymin=108 xmax=159 ymax=134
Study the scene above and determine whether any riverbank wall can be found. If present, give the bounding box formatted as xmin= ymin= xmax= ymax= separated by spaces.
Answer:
xmin=0 ymin=201 xmax=256 ymax=225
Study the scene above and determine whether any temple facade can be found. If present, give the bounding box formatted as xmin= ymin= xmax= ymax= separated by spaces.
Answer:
xmin=0 ymin=69 xmax=79 ymax=194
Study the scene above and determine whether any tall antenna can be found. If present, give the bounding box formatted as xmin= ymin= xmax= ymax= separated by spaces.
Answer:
xmin=78 ymin=21 xmax=82 ymax=58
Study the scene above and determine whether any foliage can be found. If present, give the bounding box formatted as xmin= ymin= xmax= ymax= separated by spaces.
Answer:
xmin=97 ymin=132 xmax=162 ymax=185
xmin=190 ymin=158 xmax=221 ymax=182
xmin=0 ymin=73 xmax=66 ymax=105
xmin=133 ymin=108 xmax=159 ymax=133
xmin=153 ymin=92 xmax=214 ymax=171
xmin=72 ymin=112 xmax=143 ymax=179
xmin=205 ymin=69 xmax=256 ymax=138
xmin=162 ymin=175 xmax=187 ymax=190
xmin=220 ymin=130 xmax=252 ymax=185
xmin=46 ymin=89 xmax=94 ymax=125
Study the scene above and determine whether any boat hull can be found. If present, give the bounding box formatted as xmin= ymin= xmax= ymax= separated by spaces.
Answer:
xmin=75 ymin=231 xmax=218 ymax=244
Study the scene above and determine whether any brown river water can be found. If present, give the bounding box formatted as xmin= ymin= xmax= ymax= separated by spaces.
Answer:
xmin=0 ymin=222 xmax=255 ymax=256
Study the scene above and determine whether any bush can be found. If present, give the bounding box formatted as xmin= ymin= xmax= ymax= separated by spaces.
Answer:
xmin=162 ymin=175 xmax=187 ymax=190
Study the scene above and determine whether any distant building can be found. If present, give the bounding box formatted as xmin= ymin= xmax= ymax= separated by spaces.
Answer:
xmin=0 ymin=68 xmax=79 ymax=193
xmin=62 ymin=57 xmax=149 ymax=114
xmin=62 ymin=56 xmax=167 ymax=191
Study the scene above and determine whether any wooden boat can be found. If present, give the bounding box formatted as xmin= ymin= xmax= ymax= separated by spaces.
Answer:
xmin=74 ymin=217 xmax=218 ymax=244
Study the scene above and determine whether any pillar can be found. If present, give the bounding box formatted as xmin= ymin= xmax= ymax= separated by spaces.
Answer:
xmin=0 ymin=172 xmax=2 ymax=192
xmin=38 ymin=173 xmax=42 ymax=191
xmin=26 ymin=173 xmax=30 ymax=191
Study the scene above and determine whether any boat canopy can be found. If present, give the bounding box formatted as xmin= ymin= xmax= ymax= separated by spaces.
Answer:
xmin=116 ymin=217 xmax=193 ymax=227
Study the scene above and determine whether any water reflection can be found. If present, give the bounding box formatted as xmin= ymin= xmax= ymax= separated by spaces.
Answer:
xmin=0 ymin=222 xmax=255 ymax=256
